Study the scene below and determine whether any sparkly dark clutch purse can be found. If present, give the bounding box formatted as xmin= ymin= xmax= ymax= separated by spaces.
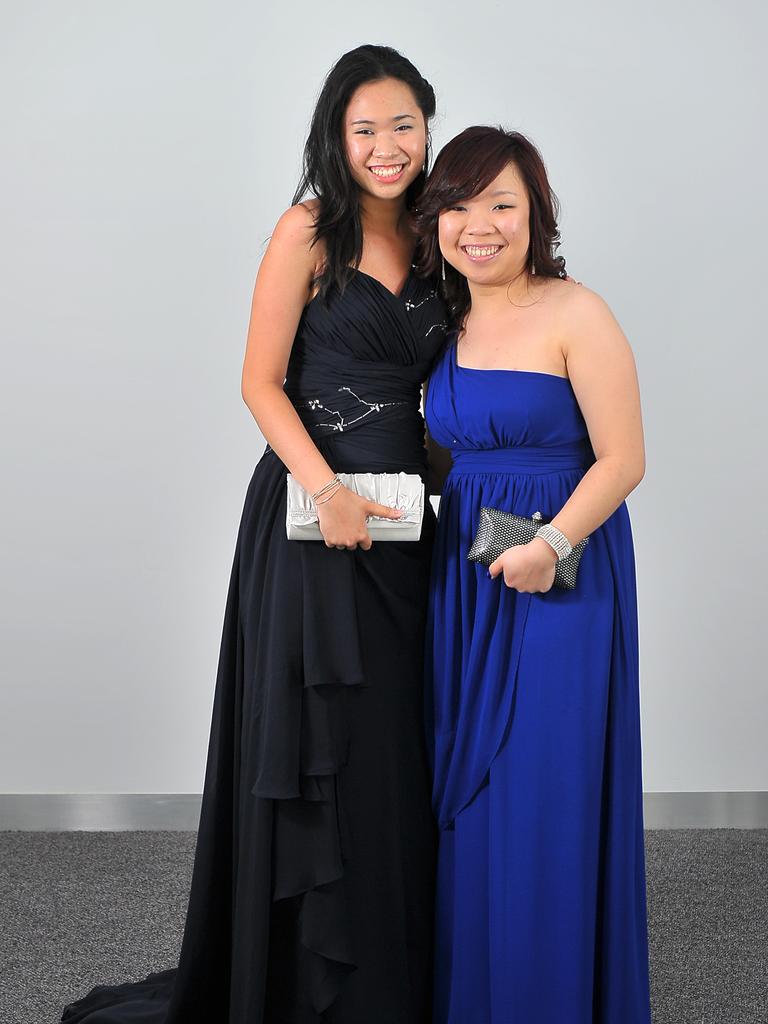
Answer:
xmin=467 ymin=508 xmax=590 ymax=590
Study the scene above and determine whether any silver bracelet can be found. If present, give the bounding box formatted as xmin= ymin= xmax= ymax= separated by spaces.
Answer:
xmin=535 ymin=523 xmax=573 ymax=561
xmin=314 ymin=481 xmax=343 ymax=506
xmin=311 ymin=474 xmax=340 ymax=501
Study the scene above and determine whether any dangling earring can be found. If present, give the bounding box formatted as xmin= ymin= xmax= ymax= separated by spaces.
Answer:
xmin=530 ymin=248 xmax=536 ymax=276
xmin=441 ymin=256 xmax=446 ymax=281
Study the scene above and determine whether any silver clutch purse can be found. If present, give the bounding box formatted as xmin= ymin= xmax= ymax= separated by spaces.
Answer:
xmin=467 ymin=508 xmax=589 ymax=590
xmin=286 ymin=472 xmax=425 ymax=541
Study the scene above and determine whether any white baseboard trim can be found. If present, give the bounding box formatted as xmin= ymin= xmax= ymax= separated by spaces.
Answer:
xmin=0 ymin=792 xmax=766 ymax=831
xmin=643 ymin=791 xmax=768 ymax=829
xmin=0 ymin=794 xmax=203 ymax=831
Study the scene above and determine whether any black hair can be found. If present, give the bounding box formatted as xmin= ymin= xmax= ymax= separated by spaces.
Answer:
xmin=291 ymin=45 xmax=436 ymax=303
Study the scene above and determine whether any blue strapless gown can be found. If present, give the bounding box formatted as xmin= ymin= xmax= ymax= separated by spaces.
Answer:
xmin=424 ymin=337 xmax=652 ymax=1024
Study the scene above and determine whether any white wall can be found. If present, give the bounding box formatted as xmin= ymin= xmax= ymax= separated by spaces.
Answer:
xmin=1 ymin=0 xmax=765 ymax=794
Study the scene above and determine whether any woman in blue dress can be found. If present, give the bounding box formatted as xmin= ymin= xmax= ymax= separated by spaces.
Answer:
xmin=416 ymin=126 xmax=652 ymax=1023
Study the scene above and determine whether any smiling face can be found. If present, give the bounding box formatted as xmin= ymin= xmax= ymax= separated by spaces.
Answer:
xmin=438 ymin=162 xmax=532 ymax=283
xmin=344 ymin=77 xmax=427 ymax=199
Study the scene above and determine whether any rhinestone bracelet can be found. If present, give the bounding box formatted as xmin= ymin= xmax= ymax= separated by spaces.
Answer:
xmin=535 ymin=523 xmax=573 ymax=561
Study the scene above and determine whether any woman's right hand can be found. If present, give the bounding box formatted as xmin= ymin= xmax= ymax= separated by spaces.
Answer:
xmin=316 ymin=486 xmax=402 ymax=551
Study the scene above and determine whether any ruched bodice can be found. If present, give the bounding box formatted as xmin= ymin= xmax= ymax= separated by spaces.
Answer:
xmin=426 ymin=335 xmax=595 ymax=460
xmin=284 ymin=267 xmax=448 ymax=471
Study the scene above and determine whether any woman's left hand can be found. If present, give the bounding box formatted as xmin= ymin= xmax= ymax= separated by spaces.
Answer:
xmin=488 ymin=538 xmax=558 ymax=593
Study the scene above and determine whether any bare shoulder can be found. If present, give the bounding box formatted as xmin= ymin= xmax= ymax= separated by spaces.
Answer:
xmin=271 ymin=200 xmax=319 ymax=246
xmin=553 ymin=281 xmax=626 ymax=353
xmin=300 ymin=196 xmax=322 ymax=217
xmin=550 ymin=281 xmax=637 ymax=379
xmin=548 ymin=278 xmax=616 ymax=324
xmin=265 ymin=201 xmax=326 ymax=279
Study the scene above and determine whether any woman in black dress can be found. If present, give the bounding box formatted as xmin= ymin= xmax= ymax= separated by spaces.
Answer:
xmin=61 ymin=44 xmax=448 ymax=1024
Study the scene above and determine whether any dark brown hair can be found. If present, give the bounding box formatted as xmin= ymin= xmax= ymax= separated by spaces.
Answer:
xmin=414 ymin=125 xmax=566 ymax=329
xmin=291 ymin=45 xmax=436 ymax=305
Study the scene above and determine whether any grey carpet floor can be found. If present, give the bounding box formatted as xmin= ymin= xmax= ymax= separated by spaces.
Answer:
xmin=0 ymin=830 xmax=765 ymax=1024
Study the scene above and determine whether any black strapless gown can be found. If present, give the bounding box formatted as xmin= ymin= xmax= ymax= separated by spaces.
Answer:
xmin=60 ymin=266 xmax=450 ymax=1024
